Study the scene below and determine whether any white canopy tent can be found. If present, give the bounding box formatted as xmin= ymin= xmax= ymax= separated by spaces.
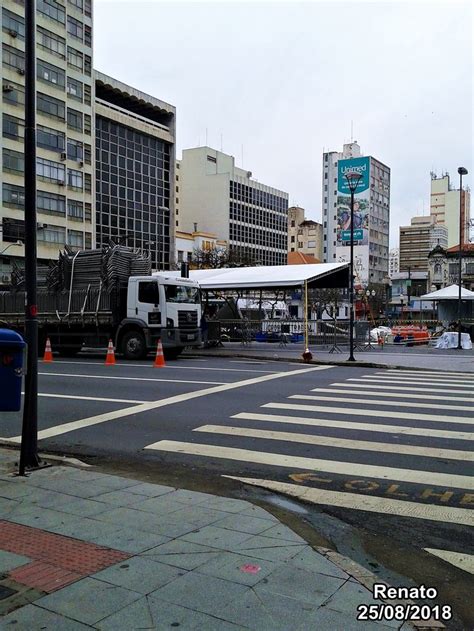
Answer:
xmin=155 ymin=263 xmax=349 ymax=290
xmin=419 ymin=284 xmax=474 ymax=301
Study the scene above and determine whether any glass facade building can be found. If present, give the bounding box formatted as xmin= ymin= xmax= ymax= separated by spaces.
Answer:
xmin=94 ymin=71 xmax=176 ymax=270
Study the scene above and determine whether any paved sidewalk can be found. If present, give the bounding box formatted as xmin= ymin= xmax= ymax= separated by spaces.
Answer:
xmin=0 ymin=449 xmax=414 ymax=630
xmin=185 ymin=343 xmax=474 ymax=372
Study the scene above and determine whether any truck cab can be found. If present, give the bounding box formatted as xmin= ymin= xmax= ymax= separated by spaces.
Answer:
xmin=122 ymin=275 xmax=201 ymax=359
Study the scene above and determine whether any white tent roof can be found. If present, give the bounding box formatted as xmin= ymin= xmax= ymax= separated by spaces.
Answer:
xmin=155 ymin=262 xmax=349 ymax=290
xmin=419 ymin=284 xmax=474 ymax=301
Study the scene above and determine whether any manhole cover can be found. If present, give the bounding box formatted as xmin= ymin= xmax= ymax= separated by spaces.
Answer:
xmin=0 ymin=585 xmax=17 ymax=601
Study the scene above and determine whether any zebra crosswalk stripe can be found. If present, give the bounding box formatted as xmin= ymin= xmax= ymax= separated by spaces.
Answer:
xmin=262 ymin=402 xmax=474 ymax=426
xmin=311 ymin=387 xmax=474 ymax=403
xmin=222 ymin=477 xmax=474 ymax=527
xmin=354 ymin=375 xmax=474 ymax=386
xmin=194 ymin=424 xmax=473 ymax=461
xmin=329 ymin=382 xmax=474 ymax=396
xmin=384 ymin=370 xmax=474 ymax=379
xmin=231 ymin=412 xmax=473 ymax=440
xmin=290 ymin=394 xmax=474 ymax=413
xmin=347 ymin=377 xmax=474 ymax=389
xmin=144 ymin=440 xmax=474 ymax=489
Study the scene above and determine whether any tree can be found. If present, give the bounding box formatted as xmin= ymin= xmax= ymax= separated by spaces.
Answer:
xmin=191 ymin=246 xmax=256 ymax=269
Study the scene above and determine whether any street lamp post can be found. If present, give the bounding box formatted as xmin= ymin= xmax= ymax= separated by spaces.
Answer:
xmin=344 ymin=171 xmax=363 ymax=362
xmin=457 ymin=167 xmax=468 ymax=350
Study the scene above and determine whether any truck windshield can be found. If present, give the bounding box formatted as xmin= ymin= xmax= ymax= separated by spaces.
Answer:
xmin=165 ymin=285 xmax=200 ymax=304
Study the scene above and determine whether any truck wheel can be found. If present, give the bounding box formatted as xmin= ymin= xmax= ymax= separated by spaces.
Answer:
xmin=164 ymin=347 xmax=183 ymax=360
xmin=122 ymin=330 xmax=147 ymax=360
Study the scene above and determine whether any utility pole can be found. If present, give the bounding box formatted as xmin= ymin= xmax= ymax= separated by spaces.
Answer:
xmin=19 ymin=0 xmax=41 ymax=474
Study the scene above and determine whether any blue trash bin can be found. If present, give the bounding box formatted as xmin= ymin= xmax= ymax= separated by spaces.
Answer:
xmin=0 ymin=328 xmax=26 ymax=412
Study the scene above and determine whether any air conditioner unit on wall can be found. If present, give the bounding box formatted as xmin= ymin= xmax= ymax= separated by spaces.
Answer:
xmin=17 ymin=68 xmax=25 ymax=75
xmin=2 ymin=84 xmax=14 ymax=92
xmin=8 ymin=29 xmax=17 ymax=38
xmin=60 ymin=152 xmax=67 ymax=160
xmin=1 ymin=275 xmax=11 ymax=283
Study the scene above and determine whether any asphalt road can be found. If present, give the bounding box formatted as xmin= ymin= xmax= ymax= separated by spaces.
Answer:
xmin=1 ymin=354 xmax=473 ymax=627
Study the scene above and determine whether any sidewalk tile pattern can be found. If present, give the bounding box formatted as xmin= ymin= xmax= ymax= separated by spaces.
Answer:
xmin=0 ymin=520 xmax=130 ymax=593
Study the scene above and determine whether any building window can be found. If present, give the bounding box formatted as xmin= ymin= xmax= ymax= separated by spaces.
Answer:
xmin=37 ymin=92 xmax=65 ymax=120
xmin=37 ymin=59 xmax=65 ymax=89
xmin=84 ymin=24 xmax=92 ymax=46
xmin=67 ymin=108 xmax=83 ymax=131
xmin=37 ymin=124 xmax=65 ymax=152
xmin=67 ymin=229 xmax=84 ymax=247
xmin=84 ymin=173 xmax=92 ymax=193
xmin=37 ymin=190 xmax=66 ymax=215
xmin=37 ymin=157 xmax=65 ymax=183
xmin=207 ymin=155 xmax=217 ymax=163
xmin=2 ymin=80 xmax=24 ymax=107
xmin=1 ymin=218 xmax=24 ymax=242
xmin=38 ymin=0 xmax=65 ymax=23
xmin=85 ymin=231 xmax=92 ymax=248
xmin=2 ymin=113 xmax=23 ymax=140
xmin=2 ymin=8 xmax=25 ymax=40
xmin=67 ymin=15 xmax=83 ymax=40
xmin=83 ymin=84 xmax=91 ymax=105
xmin=38 ymin=225 xmax=66 ymax=244
xmin=66 ymin=77 xmax=83 ymax=101
xmin=37 ymin=26 xmax=66 ymax=58
xmin=83 ymin=113 xmax=91 ymax=134
xmin=2 ymin=43 xmax=24 ymax=72
xmin=67 ymin=47 xmax=83 ymax=71
xmin=3 ymin=148 xmax=24 ymax=173
xmin=67 ymin=138 xmax=83 ymax=161
xmin=68 ymin=168 xmax=83 ymax=190
xmin=68 ymin=0 xmax=83 ymax=10
xmin=84 ymin=144 xmax=91 ymax=164
xmin=84 ymin=54 xmax=92 ymax=76
xmin=290 ymin=235 xmax=295 ymax=243
xmin=3 ymin=183 xmax=25 ymax=208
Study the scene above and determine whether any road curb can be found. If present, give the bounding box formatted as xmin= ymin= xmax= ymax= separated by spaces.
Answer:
xmin=183 ymin=350 xmax=457 ymax=373
xmin=315 ymin=547 xmax=444 ymax=630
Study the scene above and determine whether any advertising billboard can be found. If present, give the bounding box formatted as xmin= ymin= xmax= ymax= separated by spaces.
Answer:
xmin=335 ymin=156 xmax=370 ymax=285
xmin=336 ymin=157 xmax=370 ymax=247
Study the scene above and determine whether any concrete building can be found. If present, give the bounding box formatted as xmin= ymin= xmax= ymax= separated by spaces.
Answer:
xmin=1 ymin=0 xmax=94 ymax=281
xmin=287 ymin=206 xmax=323 ymax=262
xmin=94 ymin=71 xmax=176 ymax=270
xmin=322 ymin=141 xmax=390 ymax=285
xmin=430 ymin=172 xmax=471 ymax=248
xmin=389 ymin=248 xmax=399 ymax=277
xmin=178 ymin=147 xmax=289 ymax=266
xmin=175 ymin=229 xmax=226 ymax=266
xmin=399 ymin=216 xmax=448 ymax=272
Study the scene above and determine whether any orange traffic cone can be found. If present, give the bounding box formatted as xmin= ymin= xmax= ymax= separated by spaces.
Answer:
xmin=105 ymin=339 xmax=116 ymax=365
xmin=43 ymin=338 xmax=53 ymax=363
xmin=153 ymin=338 xmax=166 ymax=368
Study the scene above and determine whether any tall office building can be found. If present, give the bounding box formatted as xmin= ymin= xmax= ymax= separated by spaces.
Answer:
xmin=430 ymin=172 xmax=471 ymax=248
xmin=94 ymin=71 xmax=176 ymax=270
xmin=399 ymin=215 xmax=448 ymax=272
xmin=322 ymin=142 xmax=390 ymax=285
xmin=178 ymin=147 xmax=289 ymax=266
xmin=1 ymin=0 xmax=94 ymax=281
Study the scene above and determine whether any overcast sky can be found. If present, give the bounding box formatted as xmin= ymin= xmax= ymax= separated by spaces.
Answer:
xmin=94 ymin=0 xmax=472 ymax=247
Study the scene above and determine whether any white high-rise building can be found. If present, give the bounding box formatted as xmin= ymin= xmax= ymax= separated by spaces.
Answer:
xmin=178 ymin=147 xmax=288 ymax=266
xmin=322 ymin=142 xmax=390 ymax=285
xmin=389 ymin=248 xmax=399 ymax=277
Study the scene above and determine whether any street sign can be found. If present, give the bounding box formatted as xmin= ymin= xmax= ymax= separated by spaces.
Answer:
xmin=341 ymin=229 xmax=363 ymax=242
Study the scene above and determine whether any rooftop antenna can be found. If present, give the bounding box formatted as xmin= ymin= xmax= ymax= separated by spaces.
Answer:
xmin=220 ymin=133 xmax=223 ymax=152
xmin=350 ymin=120 xmax=354 ymax=142
xmin=205 ymin=128 xmax=208 ymax=147
xmin=241 ymin=144 xmax=244 ymax=167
